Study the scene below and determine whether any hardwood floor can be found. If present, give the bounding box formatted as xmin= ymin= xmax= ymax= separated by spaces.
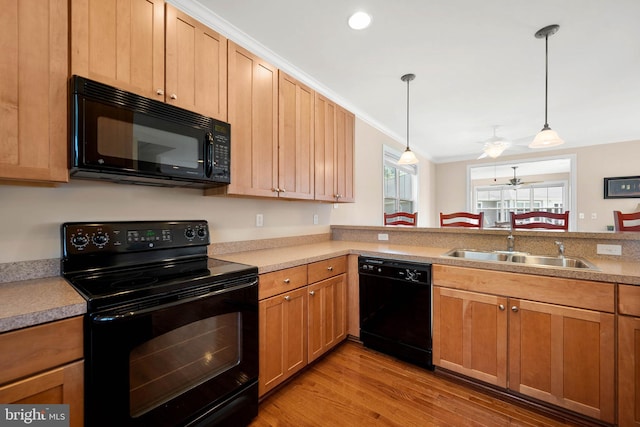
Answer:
xmin=250 ymin=341 xmax=584 ymax=427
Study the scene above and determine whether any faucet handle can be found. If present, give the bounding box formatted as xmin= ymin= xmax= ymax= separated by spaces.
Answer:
xmin=555 ymin=240 xmax=565 ymax=256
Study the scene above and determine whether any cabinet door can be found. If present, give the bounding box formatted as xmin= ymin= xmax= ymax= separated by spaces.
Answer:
xmin=71 ymin=0 xmax=165 ymax=101
xmin=278 ymin=71 xmax=314 ymax=200
xmin=308 ymin=274 xmax=347 ymax=363
xmin=0 ymin=0 xmax=68 ymax=183
xmin=0 ymin=361 xmax=84 ymax=427
xmin=509 ymin=298 xmax=615 ymax=423
xmin=335 ymin=106 xmax=355 ymax=202
xmin=619 ymin=315 xmax=640 ymax=427
xmin=314 ymin=93 xmax=336 ymax=202
xmin=227 ymin=41 xmax=278 ymax=198
xmin=432 ymin=287 xmax=508 ymax=387
xmin=259 ymin=287 xmax=307 ymax=397
xmin=165 ymin=4 xmax=227 ymax=121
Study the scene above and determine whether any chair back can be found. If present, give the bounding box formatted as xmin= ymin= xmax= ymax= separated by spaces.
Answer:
xmin=613 ymin=210 xmax=640 ymax=231
xmin=510 ymin=211 xmax=569 ymax=231
xmin=439 ymin=212 xmax=484 ymax=229
xmin=384 ymin=212 xmax=418 ymax=226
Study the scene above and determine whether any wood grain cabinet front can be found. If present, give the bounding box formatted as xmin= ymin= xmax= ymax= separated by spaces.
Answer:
xmin=619 ymin=284 xmax=640 ymax=427
xmin=432 ymin=265 xmax=615 ymax=424
xmin=0 ymin=0 xmax=68 ymax=183
xmin=71 ymin=1 xmax=227 ymax=120
xmin=0 ymin=316 xmax=84 ymax=427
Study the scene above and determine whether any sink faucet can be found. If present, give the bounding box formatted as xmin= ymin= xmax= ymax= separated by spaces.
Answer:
xmin=555 ymin=241 xmax=565 ymax=257
xmin=506 ymin=231 xmax=515 ymax=252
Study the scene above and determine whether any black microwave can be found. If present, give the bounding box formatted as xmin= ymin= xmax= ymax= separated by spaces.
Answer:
xmin=70 ymin=76 xmax=230 ymax=188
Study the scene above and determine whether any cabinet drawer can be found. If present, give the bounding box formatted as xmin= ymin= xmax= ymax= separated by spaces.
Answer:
xmin=619 ymin=284 xmax=640 ymax=316
xmin=308 ymin=256 xmax=347 ymax=283
xmin=0 ymin=316 xmax=83 ymax=385
xmin=259 ymin=265 xmax=308 ymax=300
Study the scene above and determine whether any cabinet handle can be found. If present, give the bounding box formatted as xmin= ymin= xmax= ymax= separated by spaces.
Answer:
xmin=280 ymin=188 xmax=286 ymax=193
xmin=272 ymin=188 xmax=280 ymax=193
xmin=498 ymin=304 xmax=505 ymax=311
xmin=309 ymin=291 xmax=315 ymax=296
xmin=170 ymin=93 xmax=177 ymax=100
xmin=511 ymin=306 xmax=519 ymax=312
xmin=156 ymin=89 xmax=164 ymax=96
xmin=327 ymin=266 xmax=333 ymax=271
xmin=283 ymin=278 xmax=290 ymax=284
xmin=284 ymin=295 xmax=291 ymax=301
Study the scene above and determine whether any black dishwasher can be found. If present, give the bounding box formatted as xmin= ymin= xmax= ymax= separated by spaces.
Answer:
xmin=359 ymin=256 xmax=433 ymax=369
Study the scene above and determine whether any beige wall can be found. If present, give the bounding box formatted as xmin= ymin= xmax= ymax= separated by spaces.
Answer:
xmin=435 ymin=139 xmax=640 ymax=231
xmin=329 ymin=118 xmax=436 ymax=227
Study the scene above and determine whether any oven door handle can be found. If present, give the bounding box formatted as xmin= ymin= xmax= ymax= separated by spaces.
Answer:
xmin=91 ymin=280 xmax=257 ymax=323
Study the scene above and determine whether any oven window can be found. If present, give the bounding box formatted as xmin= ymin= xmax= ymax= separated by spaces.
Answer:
xmin=96 ymin=116 xmax=200 ymax=169
xmin=129 ymin=312 xmax=242 ymax=418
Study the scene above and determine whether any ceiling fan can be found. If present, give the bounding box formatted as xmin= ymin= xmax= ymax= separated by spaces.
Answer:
xmin=476 ymin=126 xmax=532 ymax=159
xmin=492 ymin=166 xmax=542 ymax=188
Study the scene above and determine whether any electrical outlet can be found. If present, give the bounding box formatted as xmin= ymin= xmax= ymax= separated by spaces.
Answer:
xmin=591 ymin=213 xmax=597 ymax=220
xmin=378 ymin=233 xmax=389 ymax=241
xmin=597 ymin=244 xmax=621 ymax=255
xmin=579 ymin=213 xmax=585 ymax=219
xmin=256 ymin=213 xmax=264 ymax=227
xmin=313 ymin=214 xmax=319 ymax=225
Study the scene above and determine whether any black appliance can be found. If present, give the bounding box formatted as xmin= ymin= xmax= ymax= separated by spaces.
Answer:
xmin=70 ymin=76 xmax=231 ymax=188
xmin=61 ymin=220 xmax=258 ymax=427
xmin=358 ymin=256 xmax=433 ymax=369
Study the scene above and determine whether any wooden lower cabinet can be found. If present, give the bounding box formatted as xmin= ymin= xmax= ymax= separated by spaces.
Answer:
xmin=509 ymin=298 xmax=614 ymax=423
xmin=432 ymin=265 xmax=615 ymax=424
xmin=308 ymin=274 xmax=347 ymax=363
xmin=433 ymin=287 xmax=507 ymax=387
xmin=259 ymin=286 xmax=307 ymax=396
xmin=0 ymin=316 xmax=84 ymax=427
xmin=619 ymin=284 xmax=640 ymax=427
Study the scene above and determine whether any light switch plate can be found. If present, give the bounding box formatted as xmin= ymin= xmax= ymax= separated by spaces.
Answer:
xmin=378 ymin=233 xmax=389 ymax=241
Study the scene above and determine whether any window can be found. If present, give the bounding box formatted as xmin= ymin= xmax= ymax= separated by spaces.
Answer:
xmin=474 ymin=182 xmax=567 ymax=227
xmin=383 ymin=146 xmax=417 ymax=214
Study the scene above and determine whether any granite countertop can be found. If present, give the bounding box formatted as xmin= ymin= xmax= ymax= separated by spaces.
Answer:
xmin=0 ymin=276 xmax=86 ymax=333
xmin=2 ymin=239 xmax=639 ymax=334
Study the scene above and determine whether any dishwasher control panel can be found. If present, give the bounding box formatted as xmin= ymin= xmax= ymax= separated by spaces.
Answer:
xmin=358 ymin=257 xmax=431 ymax=284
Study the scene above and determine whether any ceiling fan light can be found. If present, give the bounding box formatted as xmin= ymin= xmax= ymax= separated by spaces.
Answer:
xmin=484 ymin=143 xmax=507 ymax=158
xmin=529 ymin=127 xmax=565 ymax=148
xmin=398 ymin=148 xmax=419 ymax=165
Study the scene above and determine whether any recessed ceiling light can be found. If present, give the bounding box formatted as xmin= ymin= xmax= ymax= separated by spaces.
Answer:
xmin=348 ymin=11 xmax=371 ymax=30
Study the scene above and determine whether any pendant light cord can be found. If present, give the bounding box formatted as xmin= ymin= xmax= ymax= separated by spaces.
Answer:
xmin=544 ymin=34 xmax=549 ymax=128
xmin=406 ymin=77 xmax=410 ymax=150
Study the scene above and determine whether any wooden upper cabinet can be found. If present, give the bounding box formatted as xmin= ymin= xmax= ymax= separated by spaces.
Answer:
xmin=165 ymin=4 xmax=227 ymax=121
xmin=278 ymin=71 xmax=314 ymax=200
xmin=71 ymin=0 xmax=165 ymax=101
xmin=0 ymin=0 xmax=68 ymax=183
xmin=224 ymin=41 xmax=278 ymax=198
xmin=314 ymin=94 xmax=354 ymax=202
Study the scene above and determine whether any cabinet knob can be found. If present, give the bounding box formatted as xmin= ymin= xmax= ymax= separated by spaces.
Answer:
xmin=156 ymin=89 xmax=164 ymax=96
xmin=309 ymin=291 xmax=315 ymax=296
xmin=283 ymin=278 xmax=290 ymax=284
xmin=284 ymin=295 xmax=291 ymax=301
xmin=498 ymin=304 xmax=505 ymax=311
xmin=327 ymin=266 xmax=333 ymax=271
xmin=170 ymin=93 xmax=177 ymax=100
xmin=511 ymin=306 xmax=519 ymax=312
xmin=273 ymin=188 xmax=280 ymax=193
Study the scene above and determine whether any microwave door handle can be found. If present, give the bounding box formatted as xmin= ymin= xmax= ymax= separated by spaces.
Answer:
xmin=206 ymin=132 xmax=214 ymax=177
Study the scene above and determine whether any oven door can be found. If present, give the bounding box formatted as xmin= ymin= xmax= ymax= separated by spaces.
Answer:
xmin=85 ymin=280 xmax=258 ymax=427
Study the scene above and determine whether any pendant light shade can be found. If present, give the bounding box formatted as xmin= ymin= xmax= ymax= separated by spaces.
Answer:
xmin=398 ymin=73 xmax=419 ymax=165
xmin=530 ymin=24 xmax=564 ymax=149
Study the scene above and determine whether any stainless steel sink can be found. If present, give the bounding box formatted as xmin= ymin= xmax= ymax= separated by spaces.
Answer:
xmin=443 ymin=249 xmax=599 ymax=270
xmin=444 ymin=249 xmax=510 ymax=262
xmin=509 ymin=254 xmax=597 ymax=269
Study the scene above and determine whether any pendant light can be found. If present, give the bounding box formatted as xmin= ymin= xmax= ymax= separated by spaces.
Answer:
xmin=398 ymin=73 xmax=419 ymax=165
xmin=530 ymin=24 xmax=564 ymax=148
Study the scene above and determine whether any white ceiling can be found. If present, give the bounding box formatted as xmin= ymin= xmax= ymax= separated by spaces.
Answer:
xmin=178 ymin=0 xmax=640 ymax=163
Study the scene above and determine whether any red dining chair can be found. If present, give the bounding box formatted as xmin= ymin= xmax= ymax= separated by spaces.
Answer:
xmin=613 ymin=210 xmax=640 ymax=231
xmin=439 ymin=212 xmax=484 ymax=229
xmin=510 ymin=211 xmax=569 ymax=231
xmin=384 ymin=212 xmax=418 ymax=226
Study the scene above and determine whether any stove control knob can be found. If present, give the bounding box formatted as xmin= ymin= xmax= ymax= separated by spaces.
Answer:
xmin=197 ymin=228 xmax=207 ymax=239
xmin=71 ymin=235 xmax=89 ymax=249
xmin=184 ymin=228 xmax=196 ymax=240
xmin=92 ymin=232 xmax=109 ymax=248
